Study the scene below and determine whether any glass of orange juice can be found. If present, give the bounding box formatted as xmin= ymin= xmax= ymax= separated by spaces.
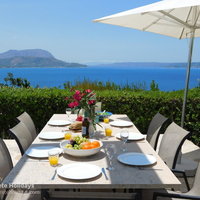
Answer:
xmin=48 ymin=149 xmax=59 ymax=167
xmin=64 ymin=131 xmax=72 ymax=140
xmin=103 ymin=117 xmax=109 ymax=123
xmin=105 ymin=125 xmax=112 ymax=137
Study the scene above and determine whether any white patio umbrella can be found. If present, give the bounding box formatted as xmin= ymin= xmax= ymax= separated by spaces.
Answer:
xmin=94 ymin=0 xmax=200 ymax=127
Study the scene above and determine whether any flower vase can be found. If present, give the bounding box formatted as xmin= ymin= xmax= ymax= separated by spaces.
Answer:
xmin=84 ymin=109 xmax=96 ymax=138
xmin=89 ymin=122 xmax=95 ymax=138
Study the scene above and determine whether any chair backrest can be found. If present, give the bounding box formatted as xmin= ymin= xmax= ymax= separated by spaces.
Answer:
xmin=0 ymin=139 xmax=13 ymax=182
xmin=8 ymin=122 xmax=33 ymax=155
xmin=158 ymin=122 xmax=190 ymax=169
xmin=16 ymin=112 xmax=37 ymax=140
xmin=0 ymin=139 xmax=13 ymax=200
xmin=146 ymin=113 xmax=168 ymax=150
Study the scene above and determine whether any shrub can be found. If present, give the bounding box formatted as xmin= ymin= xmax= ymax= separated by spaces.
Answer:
xmin=0 ymin=87 xmax=199 ymax=145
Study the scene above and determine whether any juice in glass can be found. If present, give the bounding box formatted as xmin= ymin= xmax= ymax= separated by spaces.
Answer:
xmin=48 ymin=149 xmax=59 ymax=167
xmin=65 ymin=131 xmax=72 ymax=140
xmin=105 ymin=125 xmax=112 ymax=136
xmin=103 ymin=117 xmax=109 ymax=123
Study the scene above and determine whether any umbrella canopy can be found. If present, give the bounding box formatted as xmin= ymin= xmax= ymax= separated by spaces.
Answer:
xmin=94 ymin=0 xmax=200 ymax=127
xmin=94 ymin=0 xmax=200 ymax=39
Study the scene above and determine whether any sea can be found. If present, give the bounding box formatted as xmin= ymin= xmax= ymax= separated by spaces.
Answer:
xmin=0 ymin=66 xmax=199 ymax=91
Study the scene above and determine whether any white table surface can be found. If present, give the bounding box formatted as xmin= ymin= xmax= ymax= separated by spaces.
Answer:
xmin=2 ymin=114 xmax=180 ymax=190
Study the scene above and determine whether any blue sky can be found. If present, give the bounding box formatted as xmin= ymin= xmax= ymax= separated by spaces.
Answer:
xmin=0 ymin=0 xmax=200 ymax=64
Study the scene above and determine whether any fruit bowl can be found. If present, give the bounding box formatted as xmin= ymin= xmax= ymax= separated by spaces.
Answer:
xmin=60 ymin=139 xmax=103 ymax=157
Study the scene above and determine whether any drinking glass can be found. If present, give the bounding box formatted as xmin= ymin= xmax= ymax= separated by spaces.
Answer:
xmin=105 ymin=144 xmax=117 ymax=170
xmin=64 ymin=130 xmax=72 ymax=140
xmin=103 ymin=117 xmax=109 ymax=123
xmin=65 ymin=108 xmax=72 ymax=120
xmin=104 ymin=125 xmax=112 ymax=137
xmin=120 ymin=129 xmax=129 ymax=152
xmin=48 ymin=149 xmax=60 ymax=167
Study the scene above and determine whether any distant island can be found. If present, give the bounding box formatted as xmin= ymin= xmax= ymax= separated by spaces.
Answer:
xmin=0 ymin=49 xmax=86 ymax=68
xmin=88 ymin=62 xmax=200 ymax=68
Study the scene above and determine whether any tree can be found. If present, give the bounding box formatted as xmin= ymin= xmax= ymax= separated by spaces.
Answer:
xmin=150 ymin=80 xmax=159 ymax=91
xmin=3 ymin=73 xmax=30 ymax=88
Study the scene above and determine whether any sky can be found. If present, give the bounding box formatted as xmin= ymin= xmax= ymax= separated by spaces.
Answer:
xmin=0 ymin=0 xmax=200 ymax=64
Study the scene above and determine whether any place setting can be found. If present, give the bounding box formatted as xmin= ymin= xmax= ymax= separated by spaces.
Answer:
xmin=56 ymin=163 xmax=102 ymax=181
xmin=115 ymin=131 xmax=145 ymax=141
xmin=48 ymin=120 xmax=71 ymax=127
xmin=25 ymin=144 xmax=63 ymax=159
xmin=114 ymin=129 xmax=157 ymax=168
xmin=48 ymin=151 xmax=103 ymax=181
xmin=117 ymin=152 xmax=157 ymax=167
xmin=109 ymin=120 xmax=133 ymax=127
xmin=39 ymin=131 xmax=65 ymax=140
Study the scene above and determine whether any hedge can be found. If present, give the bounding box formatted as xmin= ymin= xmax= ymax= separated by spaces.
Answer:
xmin=0 ymin=87 xmax=200 ymax=145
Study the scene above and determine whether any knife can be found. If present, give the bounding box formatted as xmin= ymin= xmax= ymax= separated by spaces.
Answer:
xmin=102 ymin=168 xmax=108 ymax=180
xmin=51 ymin=169 xmax=57 ymax=180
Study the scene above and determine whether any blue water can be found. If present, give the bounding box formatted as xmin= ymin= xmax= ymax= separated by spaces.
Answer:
xmin=0 ymin=66 xmax=199 ymax=91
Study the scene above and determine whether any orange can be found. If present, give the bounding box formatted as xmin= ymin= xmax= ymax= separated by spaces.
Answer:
xmin=82 ymin=144 xmax=92 ymax=149
xmin=91 ymin=141 xmax=100 ymax=148
xmin=90 ymin=143 xmax=97 ymax=149
xmin=83 ymin=142 xmax=91 ymax=145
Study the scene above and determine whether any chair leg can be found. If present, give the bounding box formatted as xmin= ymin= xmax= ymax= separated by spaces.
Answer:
xmin=135 ymin=189 xmax=142 ymax=200
xmin=41 ymin=189 xmax=50 ymax=200
xmin=183 ymin=172 xmax=190 ymax=191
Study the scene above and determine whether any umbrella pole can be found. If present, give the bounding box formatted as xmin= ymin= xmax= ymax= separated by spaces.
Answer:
xmin=181 ymin=31 xmax=195 ymax=128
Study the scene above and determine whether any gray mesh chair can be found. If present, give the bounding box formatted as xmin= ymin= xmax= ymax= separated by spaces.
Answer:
xmin=16 ymin=112 xmax=37 ymax=140
xmin=0 ymin=138 xmax=13 ymax=182
xmin=8 ymin=122 xmax=33 ymax=155
xmin=0 ymin=139 xmax=40 ymax=200
xmin=0 ymin=138 xmax=13 ymax=200
xmin=158 ymin=122 xmax=191 ymax=190
xmin=146 ymin=113 xmax=168 ymax=150
xmin=153 ymin=162 xmax=200 ymax=200
xmin=158 ymin=122 xmax=190 ymax=169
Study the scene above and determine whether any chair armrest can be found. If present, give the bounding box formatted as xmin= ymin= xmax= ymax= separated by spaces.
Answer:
xmin=153 ymin=192 xmax=200 ymax=200
xmin=171 ymin=169 xmax=190 ymax=191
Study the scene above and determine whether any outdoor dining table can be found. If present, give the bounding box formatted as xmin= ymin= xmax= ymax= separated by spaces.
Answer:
xmin=1 ymin=114 xmax=181 ymax=196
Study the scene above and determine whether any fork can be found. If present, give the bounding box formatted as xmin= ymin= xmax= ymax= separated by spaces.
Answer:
xmin=102 ymin=168 xmax=109 ymax=180
xmin=51 ymin=169 xmax=57 ymax=180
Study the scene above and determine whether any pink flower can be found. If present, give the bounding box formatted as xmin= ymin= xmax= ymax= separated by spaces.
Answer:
xmin=68 ymin=102 xmax=75 ymax=108
xmin=73 ymin=94 xmax=82 ymax=101
xmin=68 ymin=101 xmax=79 ymax=108
xmin=75 ymin=90 xmax=81 ymax=95
xmin=88 ymin=100 xmax=96 ymax=105
xmin=81 ymin=93 xmax=86 ymax=97
xmin=65 ymin=97 xmax=69 ymax=100
xmin=73 ymin=101 xmax=79 ymax=107
xmin=85 ymin=89 xmax=92 ymax=93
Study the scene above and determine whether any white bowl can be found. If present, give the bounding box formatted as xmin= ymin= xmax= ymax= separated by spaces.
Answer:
xmin=60 ymin=139 xmax=103 ymax=157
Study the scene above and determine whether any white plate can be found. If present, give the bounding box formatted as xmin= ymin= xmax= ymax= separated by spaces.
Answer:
xmin=116 ymin=132 xmax=145 ymax=141
xmin=110 ymin=121 xmax=133 ymax=127
xmin=48 ymin=120 xmax=71 ymax=126
xmin=57 ymin=163 xmax=101 ymax=180
xmin=26 ymin=146 xmax=62 ymax=158
xmin=117 ymin=152 xmax=157 ymax=166
xmin=39 ymin=132 xmax=64 ymax=140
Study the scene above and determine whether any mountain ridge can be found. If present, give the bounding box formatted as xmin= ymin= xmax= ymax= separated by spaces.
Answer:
xmin=88 ymin=62 xmax=200 ymax=68
xmin=0 ymin=49 xmax=86 ymax=68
